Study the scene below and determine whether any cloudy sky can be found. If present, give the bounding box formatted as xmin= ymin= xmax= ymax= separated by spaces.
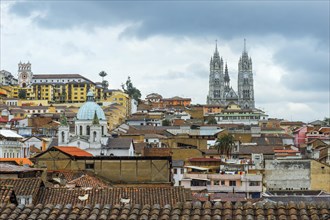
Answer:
xmin=0 ymin=1 xmax=329 ymax=122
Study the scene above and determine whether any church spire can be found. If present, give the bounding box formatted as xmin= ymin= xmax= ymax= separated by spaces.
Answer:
xmin=224 ymin=63 xmax=230 ymax=82
xmin=224 ymin=63 xmax=230 ymax=93
xmin=244 ymin=38 xmax=247 ymax=53
xmin=215 ymin=39 xmax=218 ymax=52
xmin=214 ymin=39 xmax=219 ymax=58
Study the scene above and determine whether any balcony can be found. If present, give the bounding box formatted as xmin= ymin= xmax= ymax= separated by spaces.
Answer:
xmin=183 ymin=173 xmax=263 ymax=193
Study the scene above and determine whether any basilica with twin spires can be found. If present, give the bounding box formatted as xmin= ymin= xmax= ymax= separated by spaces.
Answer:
xmin=207 ymin=40 xmax=255 ymax=109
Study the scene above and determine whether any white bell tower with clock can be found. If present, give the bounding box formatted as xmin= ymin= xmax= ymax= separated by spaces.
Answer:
xmin=18 ymin=62 xmax=33 ymax=87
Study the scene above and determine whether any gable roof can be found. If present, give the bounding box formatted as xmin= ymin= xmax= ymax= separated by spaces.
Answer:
xmin=54 ymin=146 xmax=93 ymax=157
xmin=106 ymin=137 xmax=133 ymax=149
xmin=0 ymin=185 xmax=15 ymax=204
xmin=36 ymin=187 xmax=191 ymax=206
xmin=67 ymin=174 xmax=108 ymax=188
xmin=0 ymin=200 xmax=329 ymax=219
xmin=0 ymin=158 xmax=34 ymax=166
xmin=0 ymin=178 xmax=43 ymax=198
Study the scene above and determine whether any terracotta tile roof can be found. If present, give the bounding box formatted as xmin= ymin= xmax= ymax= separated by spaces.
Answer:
xmin=48 ymin=170 xmax=86 ymax=182
xmin=36 ymin=187 xmax=190 ymax=206
xmin=67 ymin=174 xmax=108 ymax=188
xmin=134 ymin=142 xmax=147 ymax=154
xmin=188 ymin=158 xmax=222 ymax=162
xmin=0 ymin=178 xmax=43 ymax=200
xmin=54 ymin=146 xmax=93 ymax=157
xmin=0 ymin=158 xmax=33 ymax=166
xmin=0 ymin=185 xmax=15 ymax=203
xmin=0 ymin=117 xmax=7 ymax=123
xmin=274 ymin=149 xmax=299 ymax=153
xmin=0 ymin=164 xmax=43 ymax=174
xmin=237 ymin=145 xmax=276 ymax=155
xmin=319 ymin=127 xmax=330 ymax=134
xmin=29 ymin=145 xmax=42 ymax=154
xmin=0 ymin=201 xmax=329 ymax=219
xmin=192 ymin=192 xmax=247 ymax=202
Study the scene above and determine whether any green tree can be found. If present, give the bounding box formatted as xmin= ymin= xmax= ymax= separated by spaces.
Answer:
xmin=214 ymin=134 xmax=235 ymax=157
xmin=206 ymin=116 xmax=217 ymax=125
xmin=18 ymin=89 xmax=27 ymax=99
xmin=122 ymin=76 xmax=141 ymax=101
xmin=324 ymin=117 xmax=330 ymax=126
xmin=162 ymin=119 xmax=171 ymax=126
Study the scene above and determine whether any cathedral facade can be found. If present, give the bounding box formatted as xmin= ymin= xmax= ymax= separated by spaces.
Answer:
xmin=207 ymin=40 xmax=255 ymax=109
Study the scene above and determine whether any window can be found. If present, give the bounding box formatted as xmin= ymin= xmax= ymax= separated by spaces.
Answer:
xmin=229 ymin=181 xmax=236 ymax=186
xmin=61 ymin=131 xmax=65 ymax=143
xmin=214 ymin=180 xmax=220 ymax=185
xmin=181 ymin=168 xmax=184 ymax=174
xmin=221 ymin=180 xmax=225 ymax=185
xmin=249 ymin=181 xmax=260 ymax=186
xmin=93 ymin=131 xmax=97 ymax=142
xmin=86 ymin=126 xmax=90 ymax=135
xmin=174 ymin=169 xmax=177 ymax=174
xmin=179 ymin=181 xmax=181 ymax=186
xmin=85 ymin=163 xmax=95 ymax=169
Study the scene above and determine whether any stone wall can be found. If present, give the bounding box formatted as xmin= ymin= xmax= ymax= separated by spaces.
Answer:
xmin=265 ymin=159 xmax=311 ymax=190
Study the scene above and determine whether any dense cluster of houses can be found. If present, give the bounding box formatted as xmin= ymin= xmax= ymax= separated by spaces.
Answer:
xmin=0 ymin=74 xmax=330 ymax=217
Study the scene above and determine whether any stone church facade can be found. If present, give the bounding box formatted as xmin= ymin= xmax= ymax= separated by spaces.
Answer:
xmin=207 ymin=40 xmax=255 ymax=109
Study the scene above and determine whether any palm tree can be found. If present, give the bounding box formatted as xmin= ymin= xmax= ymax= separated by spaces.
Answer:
xmin=99 ymin=71 xmax=108 ymax=100
xmin=99 ymin=71 xmax=107 ymax=82
xmin=214 ymin=134 xmax=235 ymax=157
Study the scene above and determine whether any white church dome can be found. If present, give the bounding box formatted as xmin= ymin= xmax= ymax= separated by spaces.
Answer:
xmin=77 ymin=90 xmax=106 ymax=120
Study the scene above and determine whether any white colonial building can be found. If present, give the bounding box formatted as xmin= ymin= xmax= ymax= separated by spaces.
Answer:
xmin=58 ymin=90 xmax=109 ymax=155
xmin=58 ymin=90 xmax=134 ymax=156
xmin=0 ymin=130 xmax=25 ymax=158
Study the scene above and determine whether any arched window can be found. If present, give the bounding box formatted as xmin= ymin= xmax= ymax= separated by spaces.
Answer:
xmin=102 ymin=126 xmax=104 ymax=136
xmin=93 ymin=131 xmax=97 ymax=142
xmin=62 ymin=131 xmax=65 ymax=143
xmin=87 ymin=126 xmax=90 ymax=135
xmin=80 ymin=126 xmax=83 ymax=136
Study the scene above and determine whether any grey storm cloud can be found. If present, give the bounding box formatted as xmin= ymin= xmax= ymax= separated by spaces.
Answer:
xmin=9 ymin=1 xmax=329 ymax=44
xmin=275 ymin=42 xmax=329 ymax=92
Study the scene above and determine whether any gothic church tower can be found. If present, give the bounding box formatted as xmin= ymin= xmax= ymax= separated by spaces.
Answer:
xmin=207 ymin=43 xmax=225 ymax=105
xmin=206 ymin=39 xmax=255 ymax=109
xmin=237 ymin=39 xmax=255 ymax=109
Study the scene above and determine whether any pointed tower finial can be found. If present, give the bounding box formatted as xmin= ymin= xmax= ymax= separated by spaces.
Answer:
xmin=244 ymin=38 xmax=247 ymax=53
xmin=215 ymin=39 xmax=218 ymax=53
